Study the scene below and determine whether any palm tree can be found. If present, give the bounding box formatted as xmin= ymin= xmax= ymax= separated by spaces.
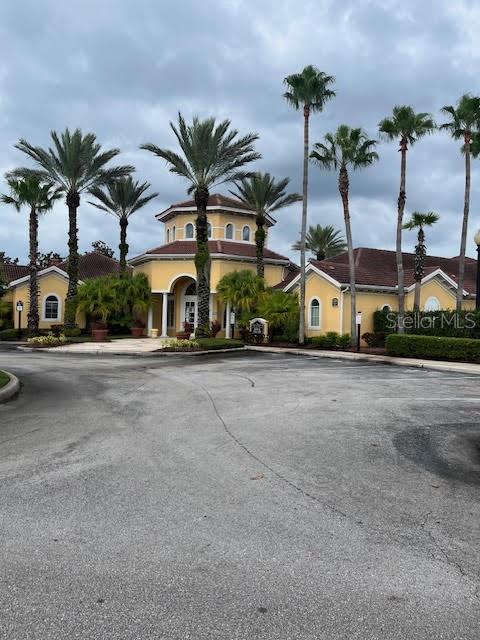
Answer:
xmin=440 ymin=95 xmax=480 ymax=312
xmin=89 ymin=177 xmax=158 ymax=275
xmin=379 ymin=106 xmax=435 ymax=332
xmin=229 ymin=173 xmax=301 ymax=277
xmin=310 ymin=126 xmax=379 ymax=342
xmin=403 ymin=211 xmax=440 ymax=311
xmin=292 ymin=224 xmax=346 ymax=261
xmin=1 ymin=176 xmax=62 ymax=335
xmin=284 ymin=65 xmax=335 ymax=344
xmin=216 ymin=270 xmax=265 ymax=315
xmin=12 ymin=128 xmax=133 ymax=327
xmin=141 ymin=113 xmax=260 ymax=337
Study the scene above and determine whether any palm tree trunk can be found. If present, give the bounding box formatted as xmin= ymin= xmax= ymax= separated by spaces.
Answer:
xmin=64 ymin=190 xmax=80 ymax=328
xmin=457 ymin=132 xmax=471 ymax=313
xmin=27 ymin=205 xmax=39 ymax=336
xmin=255 ymin=214 xmax=266 ymax=278
xmin=119 ymin=217 xmax=129 ymax=277
xmin=339 ymin=163 xmax=356 ymax=345
xmin=396 ymin=139 xmax=407 ymax=333
xmin=413 ymin=227 xmax=424 ymax=312
xmin=194 ymin=186 xmax=211 ymax=337
xmin=299 ymin=105 xmax=310 ymax=345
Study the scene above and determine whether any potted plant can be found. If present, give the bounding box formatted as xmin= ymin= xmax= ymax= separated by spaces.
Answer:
xmin=77 ymin=276 xmax=115 ymax=342
xmin=120 ymin=274 xmax=151 ymax=338
xmin=130 ymin=318 xmax=145 ymax=338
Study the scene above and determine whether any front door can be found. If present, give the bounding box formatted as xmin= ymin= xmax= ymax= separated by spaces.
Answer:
xmin=184 ymin=298 xmax=196 ymax=327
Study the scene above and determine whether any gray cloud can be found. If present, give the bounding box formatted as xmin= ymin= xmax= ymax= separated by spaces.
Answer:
xmin=1 ymin=0 xmax=480 ymax=264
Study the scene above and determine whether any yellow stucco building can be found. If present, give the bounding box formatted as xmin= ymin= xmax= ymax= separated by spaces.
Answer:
xmin=3 ymin=194 xmax=477 ymax=339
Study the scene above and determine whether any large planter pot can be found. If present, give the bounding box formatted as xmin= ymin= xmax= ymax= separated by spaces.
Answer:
xmin=176 ymin=331 xmax=190 ymax=340
xmin=92 ymin=329 xmax=109 ymax=342
xmin=150 ymin=328 xmax=158 ymax=338
xmin=130 ymin=326 xmax=144 ymax=338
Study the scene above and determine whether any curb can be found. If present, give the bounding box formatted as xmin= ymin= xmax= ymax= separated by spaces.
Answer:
xmin=245 ymin=345 xmax=480 ymax=376
xmin=0 ymin=371 xmax=20 ymax=403
xmin=17 ymin=346 xmax=247 ymax=358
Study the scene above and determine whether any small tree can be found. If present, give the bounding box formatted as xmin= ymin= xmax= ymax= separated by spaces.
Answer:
xmin=91 ymin=240 xmax=115 ymax=258
xmin=403 ymin=211 xmax=439 ymax=311
xmin=216 ymin=270 xmax=265 ymax=315
xmin=258 ymin=290 xmax=299 ymax=342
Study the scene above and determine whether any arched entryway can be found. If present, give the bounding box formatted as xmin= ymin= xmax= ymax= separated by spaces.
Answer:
xmin=167 ymin=274 xmax=197 ymax=334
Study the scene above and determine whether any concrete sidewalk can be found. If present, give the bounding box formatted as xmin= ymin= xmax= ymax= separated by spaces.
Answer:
xmin=247 ymin=345 xmax=480 ymax=376
xmin=42 ymin=337 xmax=169 ymax=355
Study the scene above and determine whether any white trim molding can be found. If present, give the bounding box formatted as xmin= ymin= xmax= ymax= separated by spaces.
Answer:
xmin=308 ymin=297 xmax=322 ymax=330
xmin=42 ymin=292 xmax=62 ymax=322
xmin=224 ymin=222 xmax=235 ymax=240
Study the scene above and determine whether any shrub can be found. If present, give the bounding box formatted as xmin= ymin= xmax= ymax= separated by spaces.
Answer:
xmin=386 ymin=334 xmax=480 ymax=362
xmin=164 ymin=338 xmax=199 ymax=350
xmin=310 ymin=332 xmax=351 ymax=350
xmin=28 ymin=332 xmax=67 ymax=347
xmin=0 ymin=300 xmax=13 ymax=330
xmin=50 ymin=324 xmax=64 ymax=337
xmin=63 ymin=327 xmax=82 ymax=338
xmin=258 ymin=290 xmax=299 ymax=342
xmin=362 ymin=331 xmax=386 ymax=347
xmin=196 ymin=338 xmax=244 ymax=350
xmin=375 ymin=308 xmax=480 ymax=339
xmin=210 ymin=320 xmax=221 ymax=338
xmin=0 ymin=328 xmax=18 ymax=341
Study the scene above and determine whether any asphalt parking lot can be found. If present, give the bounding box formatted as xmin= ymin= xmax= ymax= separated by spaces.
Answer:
xmin=0 ymin=349 xmax=479 ymax=639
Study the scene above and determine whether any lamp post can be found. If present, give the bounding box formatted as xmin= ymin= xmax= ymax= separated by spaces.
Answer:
xmin=475 ymin=230 xmax=480 ymax=311
xmin=16 ymin=300 xmax=24 ymax=339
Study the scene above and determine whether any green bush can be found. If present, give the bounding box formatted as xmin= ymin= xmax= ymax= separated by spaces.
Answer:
xmin=310 ymin=332 xmax=351 ymax=350
xmin=0 ymin=328 xmax=19 ymax=341
xmin=196 ymin=338 xmax=244 ymax=350
xmin=386 ymin=334 xmax=480 ymax=362
xmin=0 ymin=300 xmax=13 ymax=330
xmin=63 ymin=327 xmax=82 ymax=338
xmin=375 ymin=308 xmax=480 ymax=339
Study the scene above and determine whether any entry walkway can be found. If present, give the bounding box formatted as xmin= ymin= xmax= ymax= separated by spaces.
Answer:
xmin=42 ymin=337 xmax=169 ymax=355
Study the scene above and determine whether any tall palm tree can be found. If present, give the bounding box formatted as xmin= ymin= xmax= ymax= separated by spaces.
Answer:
xmin=379 ymin=106 xmax=435 ymax=332
xmin=292 ymin=224 xmax=346 ymax=261
xmin=217 ymin=269 xmax=265 ymax=315
xmin=403 ymin=211 xmax=440 ymax=311
xmin=89 ymin=177 xmax=159 ymax=276
xmin=141 ymin=113 xmax=260 ymax=337
xmin=310 ymin=125 xmax=379 ymax=342
xmin=1 ymin=176 xmax=62 ymax=335
xmin=440 ymin=95 xmax=480 ymax=312
xmin=229 ymin=173 xmax=301 ymax=278
xmin=284 ymin=65 xmax=335 ymax=344
xmin=12 ymin=128 xmax=133 ymax=327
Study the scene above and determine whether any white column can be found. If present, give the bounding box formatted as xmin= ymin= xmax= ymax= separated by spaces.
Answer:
xmin=161 ymin=292 xmax=169 ymax=338
xmin=225 ymin=301 xmax=231 ymax=339
xmin=147 ymin=305 xmax=153 ymax=337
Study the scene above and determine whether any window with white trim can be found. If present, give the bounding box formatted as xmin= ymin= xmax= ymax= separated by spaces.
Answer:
xmin=382 ymin=304 xmax=391 ymax=312
xmin=242 ymin=225 xmax=250 ymax=241
xmin=185 ymin=223 xmax=194 ymax=239
xmin=225 ymin=223 xmax=234 ymax=239
xmin=309 ymin=298 xmax=321 ymax=328
xmin=424 ymin=296 xmax=440 ymax=311
xmin=166 ymin=228 xmax=170 ymax=243
xmin=172 ymin=226 xmax=176 ymax=241
xmin=44 ymin=295 xmax=60 ymax=320
xmin=207 ymin=223 xmax=212 ymax=238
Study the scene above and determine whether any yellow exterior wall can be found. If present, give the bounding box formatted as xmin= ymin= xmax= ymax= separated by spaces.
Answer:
xmin=405 ymin=279 xmax=457 ymax=310
xmin=341 ymin=291 xmax=398 ymax=337
xmin=11 ymin=273 xmax=86 ymax=329
xmin=164 ymin=211 xmax=259 ymax=243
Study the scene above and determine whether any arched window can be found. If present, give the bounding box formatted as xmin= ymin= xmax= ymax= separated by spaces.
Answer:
xmin=225 ymin=223 xmax=234 ymax=239
xmin=207 ymin=223 xmax=212 ymax=238
xmin=166 ymin=228 xmax=170 ymax=243
xmin=382 ymin=304 xmax=391 ymax=312
xmin=44 ymin=295 xmax=60 ymax=320
xmin=172 ymin=226 xmax=176 ymax=241
xmin=424 ymin=296 xmax=440 ymax=311
xmin=309 ymin=298 xmax=321 ymax=329
xmin=185 ymin=223 xmax=194 ymax=239
xmin=242 ymin=225 xmax=251 ymax=241
xmin=185 ymin=282 xmax=196 ymax=295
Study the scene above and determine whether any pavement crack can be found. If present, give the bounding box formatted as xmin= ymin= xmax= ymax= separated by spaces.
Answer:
xmin=420 ymin=511 xmax=467 ymax=577
xmin=200 ymin=383 xmax=348 ymax=520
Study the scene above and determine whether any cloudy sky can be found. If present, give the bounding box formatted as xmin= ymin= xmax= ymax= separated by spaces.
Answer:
xmin=1 ymin=0 xmax=480 ymax=264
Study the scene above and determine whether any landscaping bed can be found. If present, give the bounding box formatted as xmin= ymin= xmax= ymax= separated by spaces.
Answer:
xmin=161 ymin=338 xmax=245 ymax=352
xmin=0 ymin=370 xmax=10 ymax=388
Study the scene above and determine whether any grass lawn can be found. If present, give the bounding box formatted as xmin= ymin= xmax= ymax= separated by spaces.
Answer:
xmin=0 ymin=370 xmax=11 ymax=388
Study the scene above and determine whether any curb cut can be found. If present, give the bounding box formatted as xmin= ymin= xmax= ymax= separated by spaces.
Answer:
xmin=0 ymin=371 xmax=20 ymax=403
xmin=245 ymin=345 xmax=480 ymax=376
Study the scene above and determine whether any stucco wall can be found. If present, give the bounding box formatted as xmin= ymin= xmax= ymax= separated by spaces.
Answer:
xmin=164 ymin=212 xmax=259 ymax=244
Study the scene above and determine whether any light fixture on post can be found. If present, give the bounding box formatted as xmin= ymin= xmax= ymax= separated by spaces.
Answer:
xmin=475 ymin=229 xmax=480 ymax=311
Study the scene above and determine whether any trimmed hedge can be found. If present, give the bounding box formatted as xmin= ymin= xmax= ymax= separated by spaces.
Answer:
xmin=0 ymin=328 xmax=19 ymax=341
xmin=196 ymin=338 xmax=244 ymax=350
xmin=374 ymin=308 xmax=480 ymax=339
xmin=309 ymin=332 xmax=351 ymax=350
xmin=386 ymin=334 xmax=480 ymax=362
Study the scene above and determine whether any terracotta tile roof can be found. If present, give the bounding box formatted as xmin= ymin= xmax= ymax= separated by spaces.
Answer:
xmin=169 ymin=193 xmax=255 ymax=211
xmin=1 ymin=263 xmax=30 ymax=284
xmin=144 ymin=240 xmax=290 ymax=262
xmin=309 ymin=248 xmax=477 ymax=292
xmin=58 ymin=252 xmax=128 ymax=280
